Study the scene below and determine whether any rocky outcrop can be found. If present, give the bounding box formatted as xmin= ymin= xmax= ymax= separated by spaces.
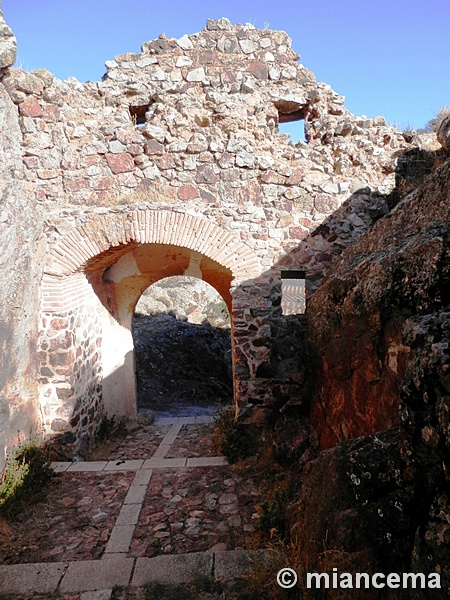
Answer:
xmin=307 ymin=156 xmax=450 ymax=449
xmin=437 ymin=114 xmax=450 ymax=152
xmin=135 ymin=276 xmax=229 ymax=327
xmin=0 ymin=8 xmax=16 ymax=72
xmin=290 ymin=154 xmax=450 ymax=595
xmin=291 ymin=429 xmax=414 ymax=592
xmin=400 ymin=311 xmax=450 ymax=590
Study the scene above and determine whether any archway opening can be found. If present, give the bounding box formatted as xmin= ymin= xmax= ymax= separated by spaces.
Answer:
xmin=133 ymin=276 xmax=232 ymax=418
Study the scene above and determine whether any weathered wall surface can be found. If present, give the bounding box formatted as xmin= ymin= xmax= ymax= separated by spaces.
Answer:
xmin=0 ymin=13 xmax=443 ymax=458
xmin=2 ymin=16 xmax=425 ymax=449
xmin=0 ymin=10 xmax=44 ymax=470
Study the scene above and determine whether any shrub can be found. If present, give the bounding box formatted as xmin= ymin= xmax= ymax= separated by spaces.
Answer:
xmin=0 ymin=439 xmax=53 ymax=518
xmin=213 ymin=410 xmax=259 ymax=464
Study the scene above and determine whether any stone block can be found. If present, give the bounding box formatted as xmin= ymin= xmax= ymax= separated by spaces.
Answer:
xmin=60 ymin=558 xmax=134 ymax=592
xmin=132 ymin=553 xmax=213 ymax=586
xmin=0 ymin=563 xmax=67 ymax=594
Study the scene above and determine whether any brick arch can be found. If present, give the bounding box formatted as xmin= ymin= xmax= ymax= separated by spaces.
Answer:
xmin=44 ymin=209 xmax=260 ymax=279
xmin=38 ymin=209 xmax=264 ymax=434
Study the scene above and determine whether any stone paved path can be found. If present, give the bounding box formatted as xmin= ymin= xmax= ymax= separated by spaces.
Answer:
xmin=0 ymin=416 xmax=272 ymax=597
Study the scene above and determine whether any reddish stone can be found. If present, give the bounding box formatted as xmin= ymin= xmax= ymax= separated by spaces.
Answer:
xmin=314 ymin=194 xmax=338 ymax=213
xmin=50 ymin=331 xmax=72 ymax=351
xmin=289 ymin=226 xmax=308 ymax=240
xmin=195 ymin=164 xmax=219 ymax=184
xmin=23 ymin=156 xmax=39 ymax=169
xmin=240 ymin=180 xmax=263 ymax=206
xmin=50 ymin=318 xmax=68 ymax=330
xmin=92 ymin=176 xmax=114 ymax=190
xmin=128 ymin=143 xmax=144 ymax=155
xmin=37 ymin=170 xmax=58 ymax=180
xmin=246 ymin=61 xmax=268 ymax=80
xmin=43 ymin=105 xmax=61 ymax=122
xmin=19 ymin=96 xmax=43 ymax=118
xmin=155 ymin=155 xmax=176 ymax=170
xmin=286 ymin=169 xmax=303 ymax=185
xmin=220 ymin=70 xmax=235 ymax=84
xmin=145 ymin=140 xmax=164 ymax=155
xmin=261 ymin=170 xmax=286 ymax=184
xmin=299 ymin=217 xmax=313 ymax=228
xmin=199 ymin=50 xmax=215 ymax=64
xmin=84 ymin=155 xmax=100 ymax=167
xmin=105 ymin=152 xmax=135 ymax=174
xmin=178 ymin=184 xmax=198 ymax=200
xmin=199 ymin=152 xmax=214 ymax=163
xmin=49 ymin=352 xmax=70 ymax=367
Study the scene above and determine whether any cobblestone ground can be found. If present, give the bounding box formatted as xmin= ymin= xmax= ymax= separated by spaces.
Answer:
xmin=0 ymin=416 xmax=263 ymax=569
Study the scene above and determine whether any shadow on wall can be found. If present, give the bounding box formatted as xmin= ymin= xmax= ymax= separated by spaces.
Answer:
xmin=43 ymin=141 xmax=445 ymax=460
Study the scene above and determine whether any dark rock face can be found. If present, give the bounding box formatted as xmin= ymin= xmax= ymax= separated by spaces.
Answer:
xmin=401 ymin=312 xmax=450 ymax=593
xmin=133 ymin=313 xmax=232 ymax=415
xmin=307 ymin=158 xmax=450 ymax=449
xmin=292 ymin=429 xmax=414 ymax=587
xmin=289 ymin=157 xmax=450 ymax=597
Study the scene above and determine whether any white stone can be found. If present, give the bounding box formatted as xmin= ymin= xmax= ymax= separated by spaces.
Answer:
xmin=269 ymin=67 xmax=280 ymax=80
xmin=108 ymin=140 xmax=126 ymax=154
xmin=176 ymin=35 xmax=194 ymax=50
xmin=137 ymin=56 xmax=158 ymax=67
xmin=149 ymin=67 xmax=166 ymax=81
xmin=255 ymin=155 xmax=274 ymax=169
xmin=239 ymin=39 xmax=258 ymax=54
xmin=236 ymin=151 xmax=254 ymax=168
xmin=282 ymin=66 xmax=297 ymax=79
xmin=264 ymin=52 xmax=275 ymax=62
xmin=72 ymin=126 xmax=88 ymax=138
xmin=186 ymin=67 xmax=206 ymax=82
xmin=143 ymin=125 xmax=166 ymax=143
xmin=176 ymin=56 xmax=192 ymax=67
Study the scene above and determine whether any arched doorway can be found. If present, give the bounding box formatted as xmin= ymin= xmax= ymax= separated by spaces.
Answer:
xmin=133 ymin=275 xmax=232 ymax=417
xmin=38 ymin=209 xmax=261 ymax=444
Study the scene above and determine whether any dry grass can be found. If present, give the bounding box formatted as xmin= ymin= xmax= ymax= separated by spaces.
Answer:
xmin=425 ymin=105 xmax=450 ymax=133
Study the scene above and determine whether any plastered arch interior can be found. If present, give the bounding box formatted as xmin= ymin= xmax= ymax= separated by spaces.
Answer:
xmin=38 ymin=209 xmax=262 ymax=438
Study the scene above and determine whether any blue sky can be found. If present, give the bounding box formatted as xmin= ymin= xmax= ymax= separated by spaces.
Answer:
xmin=3 ymin=0 xmax=449 ymax=131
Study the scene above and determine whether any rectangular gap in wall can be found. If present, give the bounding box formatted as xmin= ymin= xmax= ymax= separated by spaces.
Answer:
xmin=129 ymin=104 xmax=150 ymax=127
xmin=281 ymin=270 xmax=306 ymax=315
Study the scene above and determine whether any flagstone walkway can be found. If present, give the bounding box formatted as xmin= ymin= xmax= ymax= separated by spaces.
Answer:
xmin=0 ymin=416 xmax=272 ymax=598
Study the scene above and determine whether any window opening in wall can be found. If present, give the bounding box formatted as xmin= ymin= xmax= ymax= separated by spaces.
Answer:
xmin=281 ymin=270 xmax=306 ymax=315
xmin=278 ymin=120 xmax=306 ymax=143
xmin=129 ymin=104 xmax=149 ymax=127
xmin=275 ymin=99 xmax=308 ymax=143
xmin=132 ymin=276 xmax=233 ymax=418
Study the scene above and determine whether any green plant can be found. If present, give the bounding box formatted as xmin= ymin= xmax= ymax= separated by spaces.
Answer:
xmin=213 ymin=411 xmax=259 ymax=464
xmin=0 ymin=439 xmax=53 ymax=518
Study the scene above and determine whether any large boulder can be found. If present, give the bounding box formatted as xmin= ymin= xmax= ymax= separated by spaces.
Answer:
xmin=307 ymin=156 xmax=450 ymax=449
xmin=437 ymin=113 xmax=450 ymax=152
xmin=0 ymin=9 xmax=16 ymax=71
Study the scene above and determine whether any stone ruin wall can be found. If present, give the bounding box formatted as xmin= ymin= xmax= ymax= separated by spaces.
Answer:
xmin=0 ymin=14 xmax=439 ymax=459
